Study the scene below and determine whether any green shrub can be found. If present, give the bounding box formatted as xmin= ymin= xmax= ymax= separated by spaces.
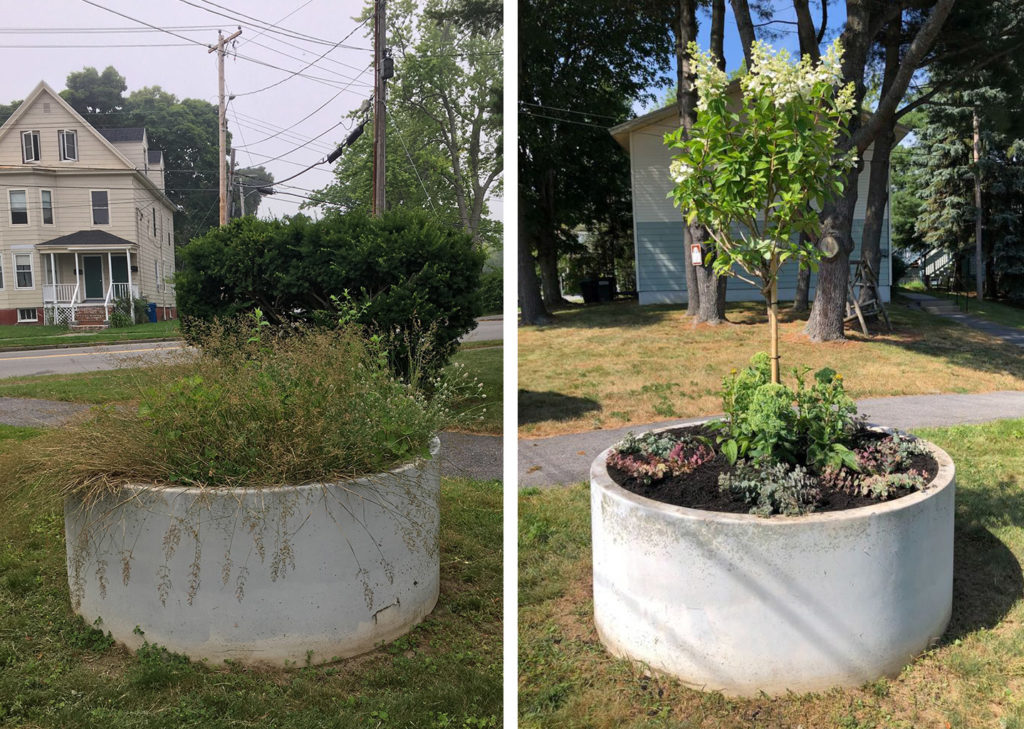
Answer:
xmin=478 ymin=267 xmax=502 ymax=316
xmin=175 ymin=209 xmax=486 ymax=378
xmin=18 ymin=317 xmax=479 ymax=496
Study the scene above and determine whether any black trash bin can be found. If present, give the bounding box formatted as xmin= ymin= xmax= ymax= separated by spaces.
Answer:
xmin=579 ymin=279 xmax=599 ymax=304
xmin=147 ymin=302 xmax=157 ymax=323
xmin=596 ymin=276 xmax=616 ymax=303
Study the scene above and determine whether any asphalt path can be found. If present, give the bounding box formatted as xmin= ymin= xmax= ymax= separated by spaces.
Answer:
xmin=518 ymin=390 xmax=1024 ymax=489
xmin=0 ymin=341 xmax=184 ymax=378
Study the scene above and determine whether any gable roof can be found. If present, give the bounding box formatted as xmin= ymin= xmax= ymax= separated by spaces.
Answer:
xmin=0 ymin=81 xmax=138 ymax=170
xmin=99 ymin=127 xmax=146 ymax=143
xmin=37 ymin=230 xmax=136 ymax=248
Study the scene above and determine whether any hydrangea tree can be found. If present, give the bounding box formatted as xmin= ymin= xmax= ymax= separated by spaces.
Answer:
xmin=666 ymin=40 xmax=857 ymax=383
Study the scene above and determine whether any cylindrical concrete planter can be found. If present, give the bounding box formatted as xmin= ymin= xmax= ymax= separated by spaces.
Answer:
xmin=64 ymin=439 xmax=441 ymax=666
xmin=591 ymin=425 xmax=955 ymax=696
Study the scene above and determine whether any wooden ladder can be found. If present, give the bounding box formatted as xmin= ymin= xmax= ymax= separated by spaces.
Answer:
xmin=844 ymin=258 xmax=892 ymax=336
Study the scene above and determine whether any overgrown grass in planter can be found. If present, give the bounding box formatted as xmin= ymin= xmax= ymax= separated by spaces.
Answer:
xmin=15 ymin=316 xmax=478 ymax=500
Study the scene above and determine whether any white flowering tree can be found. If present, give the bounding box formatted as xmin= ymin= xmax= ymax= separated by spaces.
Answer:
xmin=666 ymin=40 xmax=857 ymax=383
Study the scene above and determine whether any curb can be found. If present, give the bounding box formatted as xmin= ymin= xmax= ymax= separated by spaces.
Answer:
xmin=0 ymin=337 xmax=182 ymax=354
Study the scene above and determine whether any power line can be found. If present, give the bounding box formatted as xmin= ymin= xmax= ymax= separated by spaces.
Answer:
xmin=233 ymin=18 xmax=370 ymax=97
xmin=519 ymin=108 xmax=615 ymax=129
xmin=386 ymin=107 xmax=437 ymax=214
xmin=78 ymin=0 xmax=210 ymax=47
xmin=520 ymin=102 xmax=624 ymax=121
xmin=192 ymin=0 xmax=368 ymax=49
xmin=234 ymin=0 xmax=314 ymax=50
xmin=232 ymin=69 xmax=372 ymax=150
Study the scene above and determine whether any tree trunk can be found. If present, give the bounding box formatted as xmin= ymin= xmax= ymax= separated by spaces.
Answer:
xmin=973 ymin=108 xmax=984 ymax=301
xmin=805 ymin=165 xmax=862 ymax=341
xmin=676 ymin=0 xmax=727 ymax=321
xmin=710 ymin=0 xmax=726 ymax=66
xmin=859 ymin=13 xmax=901 ymax=306
xmin=729 ymin=0 xmax=757 ymax=66
xmin=859 ymin=124 xmax=895 ymax=305
xmin=793 ymin=259 xmax=811 ymax=313
xmin=518 ymin=228 xmax=551 ymax=325
xmin=676 ymin=1 xmax=699 ymax=316
xmin=536 ymin=237 xmax=565 ymax=308
xmin=768 ymin=277 xmax=780 ymax=383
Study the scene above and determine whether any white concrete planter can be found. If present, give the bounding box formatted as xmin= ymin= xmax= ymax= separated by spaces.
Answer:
xmin=64 ymin=439 xmax=440 ymax=666
xmin=591 ymin=425 xmax=955 ymax=696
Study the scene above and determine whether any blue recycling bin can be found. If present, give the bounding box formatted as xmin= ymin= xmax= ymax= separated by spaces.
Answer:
xmin=147 ymin=302 xmax=157 ymax=323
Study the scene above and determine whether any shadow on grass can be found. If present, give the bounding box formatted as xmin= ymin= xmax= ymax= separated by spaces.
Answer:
xmin=526 ymin=300 xmax=678 ymax=330
xmin=942 ymin=475 xmax=1024 ymax=645
xmin=519 ymin=390 xmax=600 ymax=425
xmin=845 ymin=303 xmax=1024 ymax=380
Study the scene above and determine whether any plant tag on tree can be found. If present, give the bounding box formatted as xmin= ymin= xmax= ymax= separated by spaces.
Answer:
xmin=690 ymin=243 xmax=703 ymax=266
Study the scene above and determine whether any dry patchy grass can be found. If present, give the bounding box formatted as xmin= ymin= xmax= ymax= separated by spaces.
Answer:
xmin=518 ymin=418 xmax=1024 ymax=728
xmin=519 ymin=300 xmax=1024 ymax=437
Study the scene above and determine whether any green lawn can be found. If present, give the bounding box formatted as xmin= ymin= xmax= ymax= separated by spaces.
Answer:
xmin=896 ymin=287 xmax=1024 ymax=330
xmin=0 ymin=320 xmax=179 ymax=349
xmin=520 ymin=418 xmax=1024 ymax=728
xmin=450 ymin=345 xmax=502 ymax=434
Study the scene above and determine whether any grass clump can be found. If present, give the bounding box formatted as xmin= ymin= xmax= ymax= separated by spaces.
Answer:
xmin=14 ymin=316 xmax=479 ymax=499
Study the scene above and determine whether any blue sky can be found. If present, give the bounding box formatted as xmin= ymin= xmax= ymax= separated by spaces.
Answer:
xmin=638 ymin=0 xmax=847 ymax=114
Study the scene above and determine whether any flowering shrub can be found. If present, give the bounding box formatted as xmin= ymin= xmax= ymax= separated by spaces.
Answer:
xmin=607 ymin=431 xmax=715 ymax=486
xmin=666 ymin=40 xmax=858 ymax=383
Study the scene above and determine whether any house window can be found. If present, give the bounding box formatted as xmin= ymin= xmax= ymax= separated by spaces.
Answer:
xmin=91 ymin=191 xmax=109 ymax=225
xmin=21 ymin=131 xmax=40 ymax=163
xmin=41 ymin=190 xmax=53 ymax=224
xmin=152 ymin=208 xmax=157 ymax=236
xmin=58 ymin=129 xmax=78 ymax=161
xmin=9 ymin=190 xmax=27 ymax=225
xmin=17 ymin=308 xmax=37 ymax=323
xmin=15 ymin=253 xmax=33 ymax=289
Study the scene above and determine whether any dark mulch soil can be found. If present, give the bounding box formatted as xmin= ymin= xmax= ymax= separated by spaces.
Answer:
xmin=608 ymin=425 xmax=939 ymax=515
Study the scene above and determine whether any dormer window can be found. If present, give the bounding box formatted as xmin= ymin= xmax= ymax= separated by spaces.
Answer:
xmin=58 ymin=129 xmax=77 ymax=161
xmin=21 ymin=131 xmax=40 ymax=163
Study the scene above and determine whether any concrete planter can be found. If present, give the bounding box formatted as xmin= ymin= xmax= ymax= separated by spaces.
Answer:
xmin=64 ymin=439 xmax=440 ymax=666
xmin=591 ymin=425 xmax=955 ymax=696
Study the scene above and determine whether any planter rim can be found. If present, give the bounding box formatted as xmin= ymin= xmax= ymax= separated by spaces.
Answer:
xmin=591 ymin=418 xmax=955 ymax=525
xmin=92 ymin=436 xmax=442 ymax=498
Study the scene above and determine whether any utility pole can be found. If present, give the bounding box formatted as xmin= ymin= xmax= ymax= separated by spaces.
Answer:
xmin=209 ymin=28 xmax=242 ymax=226
xmin=228 ymin=148 xmax=237 ymax=219
xmin=371 ymin=0 xmax=386 ymax=217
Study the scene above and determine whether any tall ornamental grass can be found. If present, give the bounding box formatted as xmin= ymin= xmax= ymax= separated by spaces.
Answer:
xmin=11 ymin=318 xmax=479 ymax=502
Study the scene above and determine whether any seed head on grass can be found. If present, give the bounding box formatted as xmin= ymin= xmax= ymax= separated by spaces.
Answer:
xmin=7 ymin=318 xmax=477 ymax=507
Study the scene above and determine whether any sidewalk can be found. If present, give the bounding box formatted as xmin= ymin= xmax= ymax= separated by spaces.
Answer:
xmin=901 ymin=292 xmax=1024 ymax=348
xmin=519 ymin=391 xmax=1024 ymax=488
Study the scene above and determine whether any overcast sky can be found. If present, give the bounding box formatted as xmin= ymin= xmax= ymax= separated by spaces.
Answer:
xmin=0 ymin=0 xmax=460 ymax=222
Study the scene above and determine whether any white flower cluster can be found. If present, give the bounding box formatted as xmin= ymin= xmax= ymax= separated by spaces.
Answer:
xmin=669 ymin=158 xmax=694 ymax=184
xmin=741 ymin=39 xmax=854 ymax=112
xmin=687 ymin=42 xmax=729 ymax=112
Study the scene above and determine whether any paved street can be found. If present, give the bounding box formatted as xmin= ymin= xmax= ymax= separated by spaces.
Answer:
xmin=0 ymin=341 xmax=184 ymax=378
xmin=461 ymin=316 xmax=502 ymax=343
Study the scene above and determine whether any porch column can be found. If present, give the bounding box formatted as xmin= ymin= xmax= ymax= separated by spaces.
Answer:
xmin=49 ymin=252 xmax=56 ymax=285
xmin=126 ymin=249 xmax=134 ymax=323
xmin=106 ymin=251 xmax=114 ymax=322
xmin=74 ymin=252 xmax=80 ymax=302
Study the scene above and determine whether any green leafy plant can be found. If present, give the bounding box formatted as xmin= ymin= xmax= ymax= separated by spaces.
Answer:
xmin=666 ymin=40 xmax=857 ymax=382
xmin=714 ymin=352 xmax=860 ymax=471
xmin=718 ymin=460 xmax=821 ymax=517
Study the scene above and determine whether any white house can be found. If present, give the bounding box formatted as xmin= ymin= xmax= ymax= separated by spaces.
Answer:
xmin=610 ymin=103 xmax=898 ymax=306
xmin=0 ymin=81 xmax=177 ymax=327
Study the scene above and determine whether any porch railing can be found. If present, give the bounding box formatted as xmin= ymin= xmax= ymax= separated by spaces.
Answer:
xmin=43 ymin=282 xmax=79 ymax=303
xmin=104 ymin=282 xmax=140 ymax=323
